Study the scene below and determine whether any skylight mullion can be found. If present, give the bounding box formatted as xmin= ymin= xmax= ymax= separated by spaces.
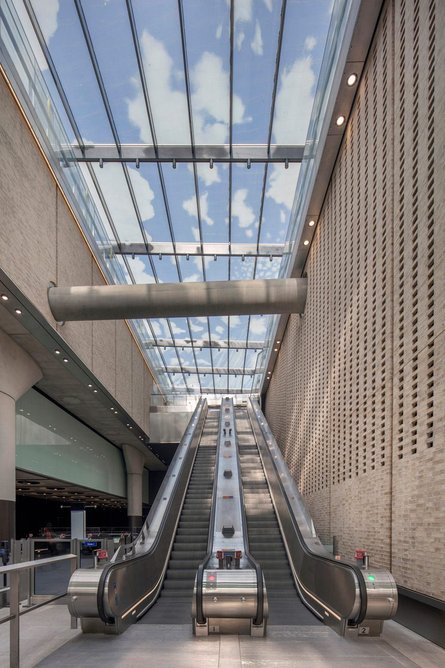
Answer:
xmin=125 ymin=0 xmax=158 ymax=153
xmin=73 ymin=0 xmax=121 ymax=153
xmin=266 ymin=0 xmax=288 ymax=153
xmin=155 ymin=163 xmax=202 ymax=392
xmin=23 ymin=0 xmax=84 ymax=150
xmin=244 ymin=1 xmax=287 ymax=390
xmin=85 ymin=167 xmax=177 ymax=392
xmin=229 ymin=0 xmax=234 ymax=159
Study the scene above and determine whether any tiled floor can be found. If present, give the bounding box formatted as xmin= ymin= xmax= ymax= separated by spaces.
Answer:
xmin=1 ymin=602 xmax=444 ymax=668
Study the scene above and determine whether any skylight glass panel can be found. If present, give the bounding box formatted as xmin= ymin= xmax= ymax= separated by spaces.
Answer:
xmin=161 ymin=163 xmax=202 ymax=243
xmin=127 ymin=256 xmax=155 ymax=285
xmin=271 ymin=0 xmax=332 ymax=145
xmin=80 ymin=0 xmax=154 ymax=144
xmin=127 ymin=164 xmax=170 ymax=244
xmin=231 ymin=256 xmax=255 ymax=281
xmin=230 ymin=164 xmax=263 ymax=244
xmin=260 ymin=163 xmax=300 ymax=244
xmin=181 ymin=0 xmax=230 ymax=145
xmin=200 ymin=373 xmax=215 ymax=391
xmin=131 ymin=0 xmax=191 ymax=145
xmin=29 ymin=0 xmax=115 ymax=143
xmin=205 ymin=256 xmax=229 ymax=282
xmin=232 ymin=0 xmax=282 ymax=143
xmin=194 ymin=164 xmax=230 ymax=244
xmin=151 ymin=255 xmax=180 ymax=284
xmin=178 ymin=256 xmax=204 ymax=284
xmin=255 ymin=256 xmax=282 ymax=281
xmin=91 ymin=164 xmax=144 ymax=243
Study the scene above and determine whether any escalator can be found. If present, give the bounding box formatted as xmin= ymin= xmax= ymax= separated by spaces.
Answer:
xmin=68 ymin=397 xmax=397 ymax=638
xmin=236 ymin=407 xmax=319 ymax=625
xmin=140 ymin=410 xmax=218 ymax=624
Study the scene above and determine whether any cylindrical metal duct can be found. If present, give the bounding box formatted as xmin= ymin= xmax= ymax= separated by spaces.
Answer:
xmin=48 ymin=278 xmax=307 ymax=322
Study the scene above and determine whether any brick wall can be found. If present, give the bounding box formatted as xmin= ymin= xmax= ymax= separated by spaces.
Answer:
xmin=265 ymin=0 xmax=445 ymax=600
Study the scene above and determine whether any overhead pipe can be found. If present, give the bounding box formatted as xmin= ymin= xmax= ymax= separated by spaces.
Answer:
xmin=48 ymin=278 xmax=307 ymax=322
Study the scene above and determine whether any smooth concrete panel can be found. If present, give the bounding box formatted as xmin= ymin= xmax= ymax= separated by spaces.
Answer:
xmin=131 ymin=340 xmax=145 ymax=429
xmin=91 ymin=266 xmax=116 ymax=397
xmin=0 ymin=76 xmax=56 ymax=322
xmin=55 ymin=190 xmax=93 ymax=368
xmin=115 ymin=320 xmax=133 ymax=416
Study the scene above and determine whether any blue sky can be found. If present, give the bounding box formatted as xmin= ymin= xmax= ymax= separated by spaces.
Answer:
xmin=16 ymin=0 xmax=334 ymax=393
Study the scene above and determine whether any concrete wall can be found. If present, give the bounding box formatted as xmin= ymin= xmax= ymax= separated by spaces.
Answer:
xmin=265 ymin=0 xmax=445 ymax=601
xmin=0 ymin=72 xmax=154 ymax=436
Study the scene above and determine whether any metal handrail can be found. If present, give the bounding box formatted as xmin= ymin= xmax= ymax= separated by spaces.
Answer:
xmin=0 ymin=554 xmax=78 ymax=668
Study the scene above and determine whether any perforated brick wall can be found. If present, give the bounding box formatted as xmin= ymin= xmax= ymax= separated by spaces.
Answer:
xmin=265 ymin=0 xmax=445 ymax=599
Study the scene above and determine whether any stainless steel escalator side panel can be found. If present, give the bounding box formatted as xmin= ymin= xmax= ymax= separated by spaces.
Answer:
xmin=193 ymin=397 xmax=267 ymax=636
xmin=67 ymin=398 xmax=208 ymax=629
xmin=247 ymin=399 xmax=398 ymax=634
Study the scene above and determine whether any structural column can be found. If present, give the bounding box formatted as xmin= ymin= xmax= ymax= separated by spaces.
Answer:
xmin=0 ymin=330 xmax=42 ymax=542
xmin=122 ymin=444 xmax=146 ymax=538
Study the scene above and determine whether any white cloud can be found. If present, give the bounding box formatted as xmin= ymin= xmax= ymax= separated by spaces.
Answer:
xmin=280 ymin=209 xmax=286 ymax=224
xmin=251 ymin=21 xmax=263 ymax=56
xmin=216 ymin=23 xmax=223 ymax=39
xmin=151 ymin=321 xmax=162 ymax=337
xmin=273 ymin=56 xmax=316 ymax=144
xmin=127 ymin=257 xmax=155 ymax=284
xmin=215 ymin=325 xmax=224 ymax=335
xmin=169 ymin=322 xmax=186 ymax=336
xmin=245 ymin=229 xmax=254 ymax=238
xmin=93 ymin=164 xmax=155 ymax=242
xmin=304 ymin=36 xmax=317 ymax=51
xmin=232 ymin=189 xmax=255 ymax=228
xmin=266 ymin=163 xmax=300 ymax=210
xmin=128 ymin=33 xmax=248 ymax=145
xmin=127 ymin=31 xmax=189 ymax=143
xmin=190 ymin=322 xmax=204 ymax=333
xmin=224 ymin=315 xmax=241 ymax=327
xmin=183 ymin=273 xmax=201 ymax=283
xmin=236 ymin=31 xmax=246 ymax=51
xmin=183 ymin=192 xmax=214 ymax=226
xmin=263 ymin=0 xmax=273 ymax=11
xmin=191 ymin=52 xmax=247 ymax=142
xmin=189 ymin=163 xmax=221 ymax=187
xmin=196 ymin=317 xmax=207 ymax=324
xmin=228 ymin=0 xmax=253 ymax=22
xmin=250 ymin=316 xmax=267 ymax=336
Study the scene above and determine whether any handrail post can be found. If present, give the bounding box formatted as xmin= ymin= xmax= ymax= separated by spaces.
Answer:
xmin=10 ymin=570 xmax=19 ymax=668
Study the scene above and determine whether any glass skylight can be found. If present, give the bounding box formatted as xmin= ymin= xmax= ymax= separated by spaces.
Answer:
xmin=6 ymin=0 xmax=336 ymax=395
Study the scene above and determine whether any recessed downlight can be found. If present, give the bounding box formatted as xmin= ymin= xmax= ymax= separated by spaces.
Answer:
xmin=1 ymin=294 xmax=9 ymax=301
xmin=347 ymin=73 xmax=357 ymax=86
xmin=303 ymin=240 xmax=309 ymax=246
xmin=336 ymin=115 xmax=345 ymax=127
xmin=15 ymin=308 xmax=22 ymax=315
xmin=308 ymin=219 xmax=315 ymax=227
xmin=62 ymin=358 xmax=68 ymax=363
xmin=54 ymin=349 xmax=61 ymax=355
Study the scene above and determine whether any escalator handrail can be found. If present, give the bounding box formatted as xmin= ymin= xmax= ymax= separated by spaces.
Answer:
xmin=96 ymin=398 xmax=208 ymax=623
xmin=196 ymin=400 xmax=265 ymax=627
xmin=247 ymin=398 xmax=368 ymax=625
xmin=233 ymin=407 xmax=265 ymax=627
xmin=195 ymin=404 xmax=223 ymax=625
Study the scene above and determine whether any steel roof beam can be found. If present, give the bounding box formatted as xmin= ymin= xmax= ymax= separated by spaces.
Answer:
xmin=164 ymin=367 xmax=256 ymax=377
xmin=64 ymin=143 xmax=305 ymax=164
xmin=107 ymin=242 xmax=288 ymax=258
xmin=145 ymin=339 xmax=266 ymax=351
